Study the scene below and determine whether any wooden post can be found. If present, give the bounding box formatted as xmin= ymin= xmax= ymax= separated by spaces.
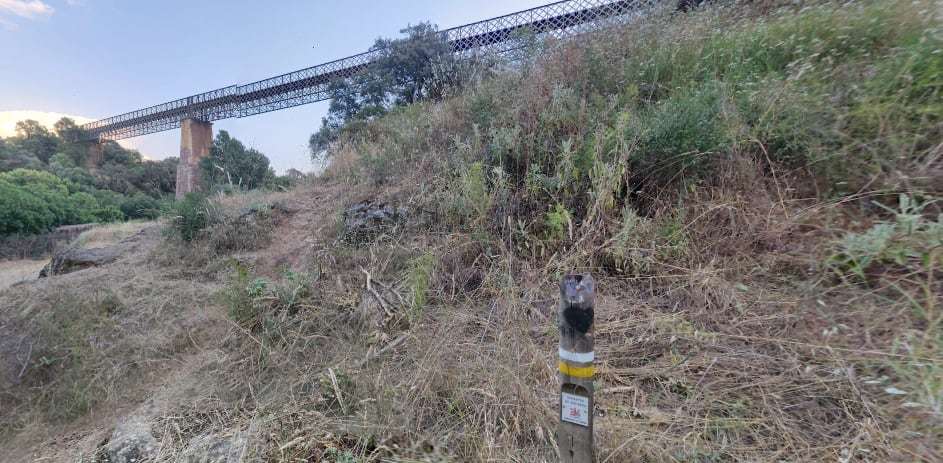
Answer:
xmin=558 ymin=274 xmax=596 ymax=462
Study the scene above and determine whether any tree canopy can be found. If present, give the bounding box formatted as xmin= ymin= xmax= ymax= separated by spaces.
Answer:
xmin=0 ymin=117 xmax=178 ymax=236
xmin=200 ymin=130 xmax=275 ymax=191
xmin=309 ymin=22 xmax=473 ymax=157
xmin=0 ymin=169 xmax=120 ymax=235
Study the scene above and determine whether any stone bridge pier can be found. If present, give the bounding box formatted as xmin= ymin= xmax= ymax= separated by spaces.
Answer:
xmin=175 ymin=118 xmax=213 ymax=199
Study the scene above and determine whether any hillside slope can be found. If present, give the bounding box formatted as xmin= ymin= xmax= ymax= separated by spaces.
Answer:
xmin=2 ymin=0 xmax=942 ymax=461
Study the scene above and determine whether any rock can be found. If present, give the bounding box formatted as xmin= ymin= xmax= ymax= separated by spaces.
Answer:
xmin=53 ymin=223 xmax=100 ymax=241
xmin=38 ymin=245 xmax=126 ymax=277
xmin=676 ymin=0 xmax=708 ymax=12
xmin=106 ymin=417 xmax=158 ymax=463
xmin=38 ymin=228 xmax=150 ymax=277
xmin=178 ymin=430 xmax=249 ymax=463
xmin=343 ymin=199 xmax=410 ymax=242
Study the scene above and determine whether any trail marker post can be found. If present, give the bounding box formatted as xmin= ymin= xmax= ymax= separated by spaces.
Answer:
xmin=557 ymin=274 xmax=596 ymax=462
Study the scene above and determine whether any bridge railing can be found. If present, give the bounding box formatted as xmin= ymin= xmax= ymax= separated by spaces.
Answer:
xmin=237 ymin=51 xmax=378 ymax=118
xmin=81 ymin=0 xmax=662 ymax=142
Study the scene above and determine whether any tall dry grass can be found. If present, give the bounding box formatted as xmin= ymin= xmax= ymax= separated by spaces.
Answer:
xmin=3 ymin=0 xmax=941 ymax=461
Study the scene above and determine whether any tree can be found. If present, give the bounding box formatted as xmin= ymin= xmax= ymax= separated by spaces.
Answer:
xmin=309 ymin=22 xmax=463 ymax=160
xmin=119 ymin=193 xmax=161 ymax=219
xmin=309 ymin=74 xmax=390 ymax=155
xmin=373 ymin=22 xmax=454 ymax=105
xmin=13 ymin=119 xmax=58 ymax=163
xmin=0 ymin=177 xmax=54 ymax=235
xmin=47 ymin=152 xmax=94 ymax=186
xmin=53 ymin=117 xmax=86 ymax=143
xmin=0 ymin=120 xmax=180 ymax=236
xmin=14 ymin=119 xmax=49 ymax=139
xmin=131 ymin=157 xmax=177 ymax=198
xmin=0 ymin=138 xmax=42 ymax=172
xmin=200 ymin=131 xmax=275 ymax=191
xmin=54 ymin=117 xmax=92 ymax=165
xmin=0 ymin=169 xmax=116 ymax=235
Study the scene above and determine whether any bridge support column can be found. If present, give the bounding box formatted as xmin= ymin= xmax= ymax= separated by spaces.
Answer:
xmin=86 ymin=142 xmax=103 ymax=173
xmin=175 ymin=118 xmax=213 ymax=200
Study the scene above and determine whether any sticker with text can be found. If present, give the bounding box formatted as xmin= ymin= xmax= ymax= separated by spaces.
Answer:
xmin=561 ymin=392 xmax=590 ymax=427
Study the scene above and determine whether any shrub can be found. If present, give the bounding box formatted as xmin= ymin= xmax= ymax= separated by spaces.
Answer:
xmin=828 ymin=194 xmax=942 ymax=284
xmin=120 ymin=193 xmax=161 ymax=220
xmin=167 ymin=193 xmax=220 ymax=242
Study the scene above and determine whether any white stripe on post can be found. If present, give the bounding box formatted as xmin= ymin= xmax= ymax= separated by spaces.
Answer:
xmin=559 ymin=347 xmax=595 ymax=363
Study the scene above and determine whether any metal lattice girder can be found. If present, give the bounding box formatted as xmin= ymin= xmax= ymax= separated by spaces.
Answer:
xmin=81 ymin=0 xmax=661 ymax=142
xmin=237 ymin=51 xmax=379 ymax=118
xmin=444 ymin=0 xmax=654 ymax=54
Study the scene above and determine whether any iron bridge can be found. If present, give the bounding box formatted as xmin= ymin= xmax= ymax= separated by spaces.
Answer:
xmin=80 ymin=0 xmax=660 ymax=142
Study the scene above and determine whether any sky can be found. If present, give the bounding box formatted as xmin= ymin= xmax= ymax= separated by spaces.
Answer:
xmin=0 ymin=0 xmax=551 ymax=174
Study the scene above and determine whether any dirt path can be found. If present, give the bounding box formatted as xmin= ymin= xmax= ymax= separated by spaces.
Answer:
xmin=1 ymin=180 xmax=358 ymax=462
xmin=0 ymin=259 xmax=46 ymax=291
xmin=250 ymin=180 xmax=349 ymax=276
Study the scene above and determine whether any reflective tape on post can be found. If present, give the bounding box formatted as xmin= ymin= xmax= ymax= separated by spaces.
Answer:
xmin=559 ymin=347 xmax=594 ymax=363
xmin=558 ymin=361 xmax=595 ymax=378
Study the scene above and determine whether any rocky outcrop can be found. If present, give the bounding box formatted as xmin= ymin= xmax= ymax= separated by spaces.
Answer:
xmin=106 ymin=417 xmax=159 ymax=463
xmin=343 ymin=199 xmax=410 ymax=242
xmin=178 ymin=427 xmax=253 ymax=463
xmin=38 ymin=227 xmax=151 ymax=277
xmin=38 ymin=244 xmax=131 ymax=277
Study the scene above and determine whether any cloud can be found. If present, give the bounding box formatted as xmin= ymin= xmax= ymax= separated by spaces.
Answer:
xmin=0 ymin=0 xmax=54 ymax=19
xmin=0 ymin=16 xmax=18 ymax=29
xmin=0 ymin=110 xmax=92 ymax=136
xmin=0 ymin=110 xmax=138 ymax=150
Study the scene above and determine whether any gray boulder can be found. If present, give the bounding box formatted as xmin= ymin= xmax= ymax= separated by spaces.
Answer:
xmin=38 ymin=244 xmax=130 ymax=277
xmin=178 ymin=429 xmax=251 ymax=463
xmin=343 ymin=199 xmax=410 ymax=242
xmin=106 ymin=417 xmax=159 ymax=463
xmin=38 ymin=227 xmax=151 ymax=277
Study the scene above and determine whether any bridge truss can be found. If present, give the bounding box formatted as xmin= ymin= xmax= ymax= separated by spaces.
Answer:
xmin=81 ymin=0 xmax=660 ymax=142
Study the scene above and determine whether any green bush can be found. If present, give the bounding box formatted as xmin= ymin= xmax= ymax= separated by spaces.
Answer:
xmin=168 ymin=193 xmax=219 ymax=242
xmin=828 ymin=195 xmax=943 ymax=283
xmin=0 ymin=177 xmax=54 ymax=235
xmin=632 ymin=84 xmax=729 ymax=184
xmin=0 ymin=169 xmax=123 ymax=235
xmin=120 ymin=193 xmax=161 ymax=220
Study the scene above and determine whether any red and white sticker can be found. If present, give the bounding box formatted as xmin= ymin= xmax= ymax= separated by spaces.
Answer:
xmin=561 ymin=392 xmax=590 ymax=427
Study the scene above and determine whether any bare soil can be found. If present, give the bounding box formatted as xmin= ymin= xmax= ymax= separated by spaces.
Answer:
xmin=0 ymin=181 xmax=352 ymax=462
xmin=0 ymin=259 xmax=46 ymax=292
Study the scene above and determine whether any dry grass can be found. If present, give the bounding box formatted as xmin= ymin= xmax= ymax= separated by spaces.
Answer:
xmin=0 ymin=221 xmax=158 ymax=291
xmin=4 ymin=182 xmax=939 ymax=462
xmin=0 ymin=259 xmax=47 ymax=291
xmin=3 ymin=0 xmax=942 ymax=461
xmin=69 ymin=220 xmax=156 ymax=249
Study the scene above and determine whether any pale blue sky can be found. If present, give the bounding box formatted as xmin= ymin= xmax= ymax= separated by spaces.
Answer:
xmin=0 ymin=0 xmax=550 ymax=173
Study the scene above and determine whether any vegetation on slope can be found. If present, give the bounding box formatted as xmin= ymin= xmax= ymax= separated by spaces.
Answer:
xmin=297 ymin=0 xmax=942 ymax=459
xmin=0 ymin=121 xmax=294 ymax=247
xmin=0 ymin=118 xmax=177 ymax=233
xmin=1 ymin=0 xmax=941 ymax=461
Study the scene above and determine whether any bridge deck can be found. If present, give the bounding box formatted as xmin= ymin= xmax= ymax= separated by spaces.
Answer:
xmin=81 ymin=0 xmax=658 ymax=142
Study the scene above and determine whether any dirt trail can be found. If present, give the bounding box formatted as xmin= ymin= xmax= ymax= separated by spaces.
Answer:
xmin=250 ymin=181 xmax=348 ymax=276
xmin=0 ymin=259 xmax=46 ymax=291
xmin=0 ymin=181 xmax=353 ymax=462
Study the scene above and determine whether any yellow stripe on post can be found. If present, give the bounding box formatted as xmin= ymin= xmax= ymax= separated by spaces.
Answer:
xmin=559 ymin=361 xmax=594 ymax=378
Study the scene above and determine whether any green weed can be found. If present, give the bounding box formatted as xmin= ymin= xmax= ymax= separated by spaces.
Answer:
xmin=166 ymin=193 xmax=221 ymax=242
xmin=828 ymin=194 xmax=942 ymax=284
xmin=224 ymin=263 xmax=317 ymax=335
